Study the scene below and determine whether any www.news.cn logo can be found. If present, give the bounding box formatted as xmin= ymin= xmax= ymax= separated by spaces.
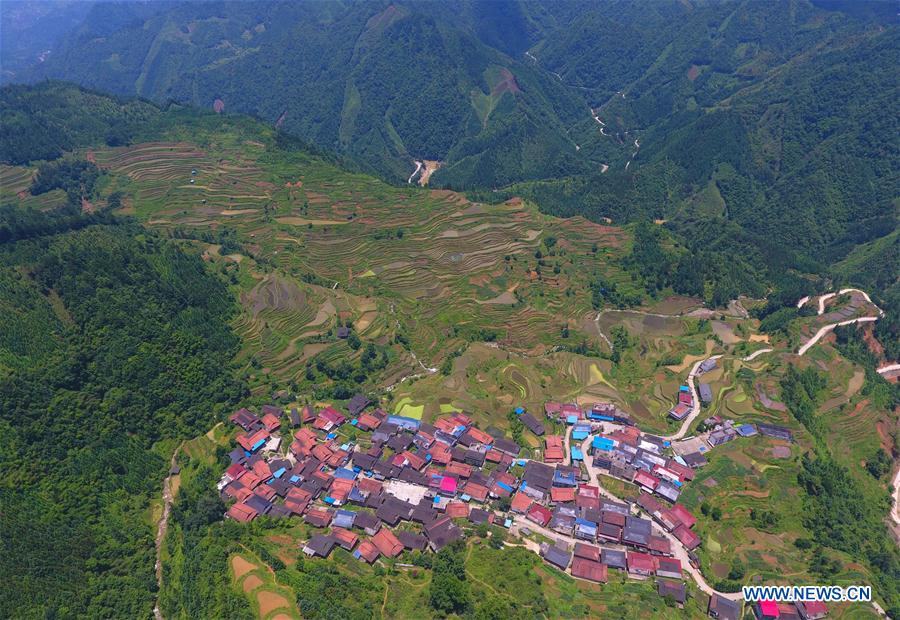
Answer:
xmin=742 ymin=585 xmax=872 ymax=603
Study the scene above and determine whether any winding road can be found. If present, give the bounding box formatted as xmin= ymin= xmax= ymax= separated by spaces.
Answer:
xmin=407 ymin=160 xmax=423 ymax=184
xmin=796 ymin=288 xmax=884 ymax=356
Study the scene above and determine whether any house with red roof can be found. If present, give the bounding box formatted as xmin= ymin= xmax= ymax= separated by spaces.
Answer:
xmin=672 ymin=524 xmax=700 ymax=550
xmin=465 ymin=427 xmax=494 ymax=445
xmin=372 ymin=528 xmax=404 ymax=557
xmin=574 ymin=542 xmax=601 ymax=562
xmin=445 ymin=461 xmax=472 ymax=478
xmin=224 ymin=463 xmax=247 ymax=482
xmin=571 ymin=557 xmax=608 ymax=583
xmin=463 ymin=482 xmax=489 ymax=502
xmin=254 ymin=484 xmax=277 ymax=502
xmin=237 ymin=429 xmax=270 ymax=452
xmin=439 ymin=476 xmax=459 ymax=496
xmin=399 ymin=450 xmax=427 ymax=471
xmin=445 ymin=502 xmax=469 ymax=519
xmin=331 ymin=527 xmax=359 ymax=551
xmin=526 ymin=504 xmax=553 ymax=527
xmin=356 ymin=540 xmax=380 ymax=563
xmin=627 ymin=551 xmax=656 ymax=576
xmin=251 ymin=459 xmax=273 ymax=480
xmin=670 ymin=504 xmax=696 ymax=529
xmin=356 ymin=413 xmax=382 ymax=431
xmin=551 ymin=486 xmax=576 ymax=503
xmin=261 ymin=413 xmax=281 ymax=432
xmin=428 ymin=443 xmax=452 ymax=465
xmin=240 ymin=471 xmax=263 ymax=490
xmin=634 ymin=470 xmax=660 ymax=492
xmin=755 ymin=600 xmax=780 ymax=620
xmin=544 ymin=435 xmax=565 ymax=463
xmin=226 ymin=502 xmax=259 ymax=522
xmin=510 ymin=492 xmax=532 ymax=514
xmin=312 ymin=444 xmax=334 ymax=462
xmin=796 ymin=601 xmax=827 ymax=620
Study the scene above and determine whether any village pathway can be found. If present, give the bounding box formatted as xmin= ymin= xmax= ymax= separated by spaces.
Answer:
xmin=153 ymin=441 xmax=184 ymax=620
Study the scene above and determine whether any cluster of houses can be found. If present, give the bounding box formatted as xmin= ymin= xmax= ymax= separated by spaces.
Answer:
xmin=220 ymin=396 xmax=819 ymax=618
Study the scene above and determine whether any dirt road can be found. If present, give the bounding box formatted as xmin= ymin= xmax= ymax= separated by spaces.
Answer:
xmin=153 ymin=442 xmax=184 ymax=620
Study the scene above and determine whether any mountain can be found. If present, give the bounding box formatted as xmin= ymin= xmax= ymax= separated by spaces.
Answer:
xmin=15 ymin=0 xmax=592 ymax=185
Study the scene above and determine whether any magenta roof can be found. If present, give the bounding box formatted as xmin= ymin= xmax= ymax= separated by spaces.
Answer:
xmin=439 ymin=476 xmax=458 ymax=493
xmin=759 ymin=600 xmax=780 ymax=617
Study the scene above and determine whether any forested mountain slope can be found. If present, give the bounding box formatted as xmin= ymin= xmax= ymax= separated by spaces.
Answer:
xmin=18 ymin=0 xmax=589 ymax=185
xmin=0 ymin=204 xmax=246 ymax=617
xmin=14 ymin=0 xmax=894 ymax=192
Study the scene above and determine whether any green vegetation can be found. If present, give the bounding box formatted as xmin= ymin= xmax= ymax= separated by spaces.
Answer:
xmin=0 ymin=81 xmax=159 ymax=164
xmin=0 ymin=204 xmax=244 ymax=618
xmin=799 ymin=455 xmax=900 ymax=617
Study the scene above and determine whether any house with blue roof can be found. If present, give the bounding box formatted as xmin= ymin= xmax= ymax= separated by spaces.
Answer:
xmin=592 ymin=436 xmax=615 ymax=452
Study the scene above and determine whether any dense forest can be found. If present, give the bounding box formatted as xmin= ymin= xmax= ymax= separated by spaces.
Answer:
xmin=0 ymin=203 xmax=245 ymax=617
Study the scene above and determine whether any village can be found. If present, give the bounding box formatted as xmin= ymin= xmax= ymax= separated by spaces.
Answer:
xmin=218 ymin=358 xmax=827 ymax=620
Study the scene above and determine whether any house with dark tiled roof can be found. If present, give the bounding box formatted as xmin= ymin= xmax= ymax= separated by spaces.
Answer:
xmin=708 ymin=593 xmax=741 ymax=620
xmin=541 ymin=543 xmax=572 ymax=570
xmin=303 ymin=534 xmax=336 ymax=558
xmin=657 ymin=579 xmax=686 ymax=604
xmin=397 ymin=530 xmax=427 ymax=551
xmin=348 ymin=394 xmax=371 ymax=416
xmin=230 ymin=408 xmax=261 ymax=431
xmin=602 ymin=548 xmax=627 ymax=570
xmin=424 ymin=517 xmax=463 ymax=551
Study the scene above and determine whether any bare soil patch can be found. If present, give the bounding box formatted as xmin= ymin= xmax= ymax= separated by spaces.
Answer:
xmin=257 ymin=590 xmax=290 ymax=617
xmin=231 ymin=555 xmax=257 ymax=580
xmin=242 ymin=574 xmax=263 ymax=593
xmin=418 ymin=160 xmax=441 ymax=186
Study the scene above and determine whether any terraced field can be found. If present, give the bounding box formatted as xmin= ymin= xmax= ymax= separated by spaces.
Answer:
xmin=1 ymin=163 xmax=69 ymax=211
xmin=3 ymin=118 xmax=639 ymax=386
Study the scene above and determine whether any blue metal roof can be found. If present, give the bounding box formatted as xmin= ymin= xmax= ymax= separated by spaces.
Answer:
xmin=334 ymin=467 xmax=357 ymax=480
xmin=566 ymin=415 xmax=579 ymax=424
xmin=592 ymin=436 xmax=614 ymax=451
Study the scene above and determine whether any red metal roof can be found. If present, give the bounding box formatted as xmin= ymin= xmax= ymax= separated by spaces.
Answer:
xmin=571 ymin=557 xmax=608 ymax=583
